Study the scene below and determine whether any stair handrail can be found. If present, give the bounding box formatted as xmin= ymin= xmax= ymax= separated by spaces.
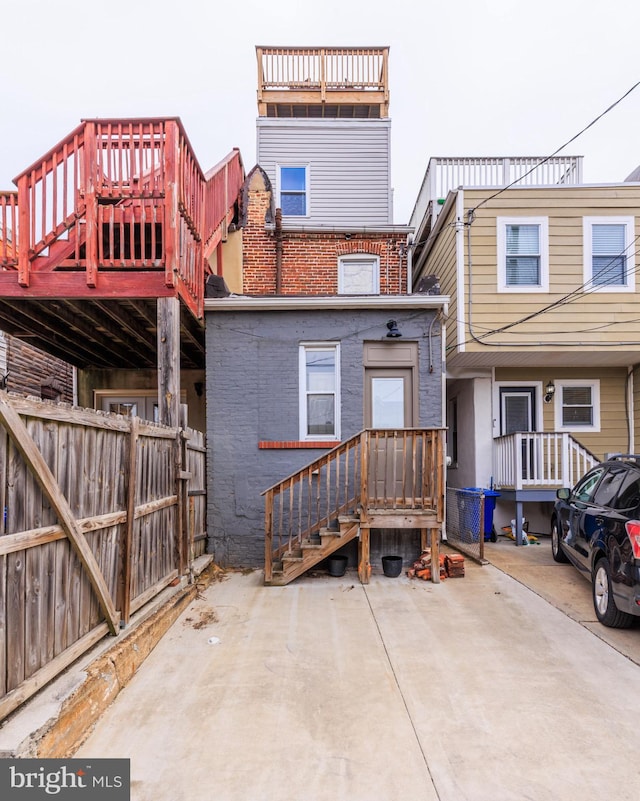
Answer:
xmin=262 ymin=427 xmax=446 ymax=581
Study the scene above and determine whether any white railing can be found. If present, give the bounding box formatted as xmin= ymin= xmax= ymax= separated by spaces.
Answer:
xmin=256 ymin=46 xmax=388 ymax=91
xmin=410 ymin=155 xmax=583 ymax=231
xmin=492 ymin=432 xmax=598 ymax=491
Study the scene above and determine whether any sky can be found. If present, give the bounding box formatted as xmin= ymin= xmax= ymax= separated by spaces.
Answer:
xmin=1 ymin=0 xmax=639 ymax=224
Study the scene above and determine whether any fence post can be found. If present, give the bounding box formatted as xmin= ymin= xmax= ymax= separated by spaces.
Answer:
xmin=120 ymin=415 xmax=139 ymax=625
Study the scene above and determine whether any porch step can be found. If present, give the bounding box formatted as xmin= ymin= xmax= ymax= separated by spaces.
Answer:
xmin=265 ymin=518 xmax=360 ymax=586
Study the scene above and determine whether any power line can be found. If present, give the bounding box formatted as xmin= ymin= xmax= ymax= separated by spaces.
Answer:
xmin=468 ymin=79 xmax=640 ymax=215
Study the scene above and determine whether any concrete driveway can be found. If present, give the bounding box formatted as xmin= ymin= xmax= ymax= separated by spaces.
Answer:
xmin=76 ymin=542 xmax=640 ymax=801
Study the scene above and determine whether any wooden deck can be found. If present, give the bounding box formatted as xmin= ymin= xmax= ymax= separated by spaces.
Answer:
xmin=0 ymin=118 xmax=244 ymax=370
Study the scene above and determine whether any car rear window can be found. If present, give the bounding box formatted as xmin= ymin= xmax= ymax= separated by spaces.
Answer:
xmin=613 ymin=470 xmax=640 ymax=510
xmin=592 ymin=466 xmax=628 ymax=507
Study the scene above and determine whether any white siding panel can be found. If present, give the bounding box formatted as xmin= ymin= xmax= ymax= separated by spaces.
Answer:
xmin=257 ymin=119 xmax=392 ymax=226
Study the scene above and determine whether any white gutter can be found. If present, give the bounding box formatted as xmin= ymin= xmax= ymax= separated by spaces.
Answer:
xmin=455 ymin=190 xmax=466 ymax=353
xmin=205 ymin=294 xmax=449 ymax=315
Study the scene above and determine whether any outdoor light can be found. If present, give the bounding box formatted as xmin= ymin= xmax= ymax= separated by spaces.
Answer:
xmin=544 ymin=381 xmax=555 ymax=403
xmin=386 ymin=319 xmax=402 ymax=338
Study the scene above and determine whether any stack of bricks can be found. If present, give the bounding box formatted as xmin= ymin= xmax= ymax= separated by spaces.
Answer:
xmin=444 ymin=553 xmax=465 ymax=578
xmin=407 ymin=549 xmax=466 ymax=580
xmin=407 ymin=549 xmax=446 ymax=582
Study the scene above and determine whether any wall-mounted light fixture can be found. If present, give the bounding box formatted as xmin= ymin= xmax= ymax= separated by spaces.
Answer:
xmin=544 ymin=381 xmax=555 ymax=404
xmin=386 ymin=319 xmax=402 ymax=338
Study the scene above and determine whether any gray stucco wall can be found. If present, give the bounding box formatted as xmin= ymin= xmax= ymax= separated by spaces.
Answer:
xmin=205 ymin=307 xmax=444 ymax=567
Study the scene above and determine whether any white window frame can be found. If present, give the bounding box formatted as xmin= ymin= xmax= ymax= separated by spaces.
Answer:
xmin=338 ymin=254 xmax=380 ymax=295
xmin=583 ymin=216 xmax=635 ymax=293
xmin=553 ymin=379 xmax=600 ymax=433
xmin=94 ymin=389 xmax=186 ymax=423
xmin=497 ymin=217 xmax=549 ymax=293
xmin=276 ymin=164 xmax=310 ymax=218
xmin=299 ymin=343 xmax=340 ymax=441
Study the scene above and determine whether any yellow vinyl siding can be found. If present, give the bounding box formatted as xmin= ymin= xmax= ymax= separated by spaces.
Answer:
xmin=422 ymin=202 xmax=458 ymax=353
xmin=454 ymin=186 xmax=640 ymax=353
xmin=495 ymin=367 xmax=628 ymax=460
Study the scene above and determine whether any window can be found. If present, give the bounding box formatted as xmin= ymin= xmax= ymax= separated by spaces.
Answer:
xmin=571 ymin=466 xmax=605 ymax=503
xmin=497 ymin=217 xmax=549 ymax=292
xmin=583 ymin=217 xmax=635 ymax=292
xmin=592 ymin=466 xmax=627 ymax=507
xmin=95 ymin=390 xmax=186 ymax=423
xmin=278 ymin=165 xmax=309 ymax=216
xmin=299 ymin=344 xmax=340 ymax=440
xmin=554 ymin=380 xmax=600 ymax=432
xmin=338 ymin=255 xmax=380 ymax=294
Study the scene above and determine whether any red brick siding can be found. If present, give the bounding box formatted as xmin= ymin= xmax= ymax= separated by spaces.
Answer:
xmin=242 ymin=185 xmax=408 ymax=295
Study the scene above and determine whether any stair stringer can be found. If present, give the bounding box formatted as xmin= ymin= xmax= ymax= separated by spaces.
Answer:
xmin=265 ymin=518 xmax=360 ymax=586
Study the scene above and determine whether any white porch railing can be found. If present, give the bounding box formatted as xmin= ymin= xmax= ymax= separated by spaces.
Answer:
xmin=410 ymin=155 xmax=583 ymax=232
xmin=492 ymin=432 xmax=599 ymax=491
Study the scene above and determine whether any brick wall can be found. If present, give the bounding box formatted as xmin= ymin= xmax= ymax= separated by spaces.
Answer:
xmin=241 ymin=174 xmax=409 ymax=295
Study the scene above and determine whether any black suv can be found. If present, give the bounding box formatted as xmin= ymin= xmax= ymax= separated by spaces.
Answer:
xmin=551 ymin=454 xmax=640 ymax=628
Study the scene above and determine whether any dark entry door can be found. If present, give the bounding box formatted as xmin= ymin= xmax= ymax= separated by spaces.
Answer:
xmin=500 ymin=386 xmax=536 ymax=478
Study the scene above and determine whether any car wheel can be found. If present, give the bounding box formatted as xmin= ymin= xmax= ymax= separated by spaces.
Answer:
xmin=592 ymin=558 xmax=635 ymax=628
xmin=551 ymin=519 xmax=569 ymax=563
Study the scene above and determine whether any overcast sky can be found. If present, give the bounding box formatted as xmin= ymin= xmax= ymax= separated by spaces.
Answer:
xmin=1 ymin=0 xmax=638 ymax=223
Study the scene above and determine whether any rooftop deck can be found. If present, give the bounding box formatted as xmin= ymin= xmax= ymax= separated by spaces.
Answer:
xmin=256 ymin=46 xmax=389 ymax=118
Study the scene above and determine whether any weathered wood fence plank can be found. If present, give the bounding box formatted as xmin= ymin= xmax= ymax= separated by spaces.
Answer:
xmin=0 ymin=392 xmax=207 ymax=721
xmin=0 ymin=397 xmax=120 ymax=634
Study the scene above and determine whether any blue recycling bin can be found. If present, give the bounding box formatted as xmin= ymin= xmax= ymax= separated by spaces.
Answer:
xmin=482 ymin=489 xmax=500 ymax=541
xmin=460 ymin=488 xmax=500 ymax=541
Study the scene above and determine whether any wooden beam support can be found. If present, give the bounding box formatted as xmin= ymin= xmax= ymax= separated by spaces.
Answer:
xmin=357 ymin=527 xmax=370 ymax=584
xmin=157 ymin=296 xmax=180 ymax=427
xmin=0 ymin=395 xmax=120 ymax=633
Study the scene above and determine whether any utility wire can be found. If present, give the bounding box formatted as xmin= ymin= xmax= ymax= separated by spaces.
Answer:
xmin=468 ymin=79 xmax=640 ymax=215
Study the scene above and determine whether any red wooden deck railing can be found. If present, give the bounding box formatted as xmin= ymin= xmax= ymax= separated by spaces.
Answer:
xmin=1 ymin=118 xmax=244 ymax=319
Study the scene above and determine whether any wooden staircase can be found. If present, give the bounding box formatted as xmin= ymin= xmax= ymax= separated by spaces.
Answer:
xmin=263 ymin=428 xmax=446 ymax=586
xmin=267 ymin=515 xmax=360 ymax=586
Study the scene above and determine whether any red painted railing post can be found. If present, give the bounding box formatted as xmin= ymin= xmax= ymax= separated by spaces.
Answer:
xmin=17 ymin=175 xmax=30 ymax=286
xmin=83 ymin=121 xmax=98 ymax=287
xmin=164 ymin=121 xmax=179 ymax=288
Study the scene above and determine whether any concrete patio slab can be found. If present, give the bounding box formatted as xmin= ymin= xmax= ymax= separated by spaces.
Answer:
xmin=75 ymin=548 xmax=640 ymax=801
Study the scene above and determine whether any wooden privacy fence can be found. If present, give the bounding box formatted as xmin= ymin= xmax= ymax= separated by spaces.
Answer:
xmin=0 ymin=393 xmax=206 ymax=721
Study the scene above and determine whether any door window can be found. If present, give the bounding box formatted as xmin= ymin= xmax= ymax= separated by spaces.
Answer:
xmin=371 ymin=377 xmax=405 ymax=428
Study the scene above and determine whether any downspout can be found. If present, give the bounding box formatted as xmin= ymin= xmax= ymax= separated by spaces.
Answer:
xmin=627 ymin=366 xmax=635 ymax=452
xmin=406 ymin=234 xmax=413 ymax=293
xmin=275 ymin=207 xmax=283 ymax=294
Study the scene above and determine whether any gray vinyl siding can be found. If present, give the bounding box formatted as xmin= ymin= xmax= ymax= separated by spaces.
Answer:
xmin=257 ymin=118 xmax=392 ymax=226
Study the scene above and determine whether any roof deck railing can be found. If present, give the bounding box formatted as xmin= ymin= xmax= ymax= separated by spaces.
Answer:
xmin=256 ymin=46 xmax=389 ymax=115
xmin=410 ymin=155 xmax=584 ymax=232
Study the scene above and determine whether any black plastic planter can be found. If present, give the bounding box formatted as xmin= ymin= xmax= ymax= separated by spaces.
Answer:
xmin=382 ymin=555 xmax=403 ymax=578
xmin=327 ymin=554 xmax=348 ymax=577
